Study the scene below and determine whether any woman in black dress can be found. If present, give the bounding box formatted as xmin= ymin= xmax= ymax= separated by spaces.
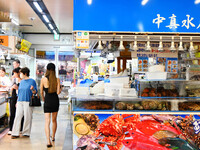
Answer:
xmin=40 ymin=63 xmax=61 ymax=148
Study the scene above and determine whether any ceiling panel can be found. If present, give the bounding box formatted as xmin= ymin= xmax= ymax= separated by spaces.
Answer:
xmin=44 ymin=0 xmax=73 ymax=33
xmin=0 ymin=0 xmax=73 ymax=33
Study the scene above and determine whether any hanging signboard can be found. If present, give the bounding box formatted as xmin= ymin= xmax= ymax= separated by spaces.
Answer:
xmin=76 ymin=32 xmax=89 ymax=49
xmin=0 ymin=36 xmax=8 ymax=47
xmin=132 ymin=52 xmax=178 ymax=58
xmin=74 ymin=0 xmax=200 ymax=33
xmin=20 ymin=39 xmax=32 ymax=53
xmin=131 ymin=42 xmax=178 ymax=58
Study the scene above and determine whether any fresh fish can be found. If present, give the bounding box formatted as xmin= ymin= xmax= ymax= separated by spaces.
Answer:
xmin=158 ymin=137 xmax=199 ymax=150
xmin=153 ymin=130 xmax=178 ymax=140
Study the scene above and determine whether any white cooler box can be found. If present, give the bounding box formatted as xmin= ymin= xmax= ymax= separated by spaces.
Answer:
xmin=119 ymin=88 xmax=137 ymax=97
xmin=104 ymin=83 xmax=124 ymax=96
xmin=75 ymin=87 xmax=90 ymax=95
xmin=146 ymin=72 xmax=167 ymax=80
xmin=109 ymin=76 xmax=129 ymax=84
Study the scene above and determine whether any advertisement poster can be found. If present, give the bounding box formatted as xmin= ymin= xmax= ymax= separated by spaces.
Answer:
xmin=166 ymin=58 xmax=178 ymax=73
xmin=76 ymin=32 xmax=89 ymax=49
xmin=138 ymin=57 xmax=148 ymax=72
xmin=0 ymin=36 xmax=8 ymax=47
xmin=73 ymin=113 xmax=200 ymax=150
xmin=20 ymin=39 xmax=32 ymax=53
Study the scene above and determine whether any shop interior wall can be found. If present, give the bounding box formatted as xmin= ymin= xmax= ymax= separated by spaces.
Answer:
xmin=23 ymin=33 xmax=75 ymax=85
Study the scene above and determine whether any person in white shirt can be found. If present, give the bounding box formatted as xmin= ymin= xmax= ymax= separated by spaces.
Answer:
xmin=0 ymin=67 xmax=12 ymax=91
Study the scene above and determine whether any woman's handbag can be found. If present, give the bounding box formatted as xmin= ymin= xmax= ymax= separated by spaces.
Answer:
xmin=29 ymin=94 xmax=41 ymax=107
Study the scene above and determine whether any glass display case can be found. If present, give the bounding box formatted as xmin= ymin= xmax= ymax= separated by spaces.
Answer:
xmin=71 ymin=95 xmax=115 ymax=112
xmin=136 ymin=79 xmax=200 ymax=98
xmin=71 ymin=95 xmax=200 ymax=112
xmin=0 ymin=93 xmax=8 ymax=133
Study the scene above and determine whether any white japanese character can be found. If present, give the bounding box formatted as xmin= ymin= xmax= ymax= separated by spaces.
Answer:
xmin=153 ymin=14 xmax=166 ymax=29
xmin=197 ymin=24 xmax=200 ymax=29
xmin=166 ymin=14 xmax=180 ymax=29
xmin=182 ymin=15 xmax=195 ymax=29
xmin=193 ymin=121 xmax=200 ymax=131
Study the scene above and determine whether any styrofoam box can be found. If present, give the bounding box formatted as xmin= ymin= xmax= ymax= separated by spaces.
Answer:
xmin=146 ymin=72 xmax=167 ymax=80
xmin=119 ymin=88 xmax=137 ymax=97
xmin=104 ymin=83 xmax=124 ymax=96
xmin=149 ymin=65 xmax=165 ymax=72
xmin=76 ymin=87 xmax=89 ymax=95
xmin=109 ymin=76 xmax=129 ymax=85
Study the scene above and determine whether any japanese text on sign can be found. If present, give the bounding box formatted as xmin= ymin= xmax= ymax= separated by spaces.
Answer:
xmin=153 ymin=14 xmax=200 ymax=30
xmin=193 ymin=120 xmax=200 ymax=134
xmin=137 ymin=53 xmax=158 ymax=58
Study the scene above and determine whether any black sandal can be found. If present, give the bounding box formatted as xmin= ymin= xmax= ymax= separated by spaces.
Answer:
xmin=51 ymin=136 xmax=55 ymax=141
xmin=47 ymin=144 xmax=52 ymax=148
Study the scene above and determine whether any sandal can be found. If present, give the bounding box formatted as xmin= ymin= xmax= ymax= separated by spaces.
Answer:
xmin=51 ymin=136 xmax=55 ymax=141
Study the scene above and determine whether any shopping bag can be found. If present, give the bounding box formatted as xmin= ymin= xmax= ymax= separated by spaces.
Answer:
xmin=29 ymin=94 xmax=41 ymax=107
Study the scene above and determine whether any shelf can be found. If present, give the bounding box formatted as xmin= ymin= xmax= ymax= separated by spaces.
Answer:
xmin=184 ymin=58 xmax=200 ymax=61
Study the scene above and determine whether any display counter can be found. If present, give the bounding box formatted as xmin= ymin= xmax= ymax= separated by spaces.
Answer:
xmin=71 ymin=94 xmax=200 ymax=150
xmin=0 ymin=93 xmax=8 ymax=133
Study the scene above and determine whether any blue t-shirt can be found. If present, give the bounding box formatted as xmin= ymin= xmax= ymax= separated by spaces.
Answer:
xmin=17 ymin=78 xmax=37 ymax=102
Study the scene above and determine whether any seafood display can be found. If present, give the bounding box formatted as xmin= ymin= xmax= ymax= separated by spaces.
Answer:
xmin=74 ymin=114 xmax=200 ymax=150
xmin=74 ymin=114 xmax=100 ymax=132
xmin=179 ymin=102 xmax=200 ymax=111
xmin=141 ymin=87 xmax=179 ymax=97
xmin=77 ymin=101 xmax=113 ymax=110
xmin=115 ymin=101 xmax=170 ymax=111
xmin=186 ymin=89 xmax=200 ymax=97
xmin=190 ymin=75 xmax=200 ymax=81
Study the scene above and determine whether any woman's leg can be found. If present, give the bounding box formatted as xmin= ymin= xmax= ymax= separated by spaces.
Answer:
xmin=22 ymin=102 xmax=33 ymax=136
xmin=9 ymin=98 xmax=17 ymax=131
xmin=45 ymin=113 xmax=51 ymax=145
xmin=12 ymin=102 xmax=23 ymax=136
xmin=51 ymin=112 xmax=58 ymax=139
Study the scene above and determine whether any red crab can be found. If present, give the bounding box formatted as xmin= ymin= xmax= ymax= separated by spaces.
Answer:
xmin=98 ymin=114 xmax=124 ymax=137
xmin=94 ymin=114 xmax=140 ymax=150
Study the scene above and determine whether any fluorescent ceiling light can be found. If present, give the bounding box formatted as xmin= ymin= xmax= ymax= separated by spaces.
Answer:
xmin=142 ymin=0 xmax=149 ymax=6
xmin=33 ymin=2 xmax=43 ymax=13
xmin=146 ymin=36 xmax=151 ymax=51
xmin=158 ymin=36 xmax=163 ymax=51
xmin=42 ymin=15 xmax=49 ymax=23
xmin=87 ymin=0 xmax=92 ymax=5
xmin=170 ymin=36 xmax=176 ymax=51
xmin=178 ymin=37 xmax=184 ymax=51
xmin=53 ymin=30 xmax=57 ymax=35
xmin=133 ymin=36 xmax=138 ymax=51
xmin=195 ymin=0 xmax=200 ymax=4
xmin=48 ymin=24 xmax=54 ymax=30
xmin=11 ymin=19 xmax=19 ymax=26
xmin=189 ymin=37 xmax=195 ymax=51
xmin=118 ymin=36 xmax=125 ymax=51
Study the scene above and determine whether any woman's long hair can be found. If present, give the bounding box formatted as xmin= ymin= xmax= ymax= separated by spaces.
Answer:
xmin=45 ymin=63 xmax=57 ymax=93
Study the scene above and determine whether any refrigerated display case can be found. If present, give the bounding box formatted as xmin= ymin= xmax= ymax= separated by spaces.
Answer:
xmin=136 ymin=79 xmax=200 ymax=98
xmin=0 ymin=93 xmax=8 ymax=133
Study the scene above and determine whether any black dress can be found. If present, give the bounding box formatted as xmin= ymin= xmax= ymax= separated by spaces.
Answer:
xmin=43 ymin=87 xmax=59 ymax=113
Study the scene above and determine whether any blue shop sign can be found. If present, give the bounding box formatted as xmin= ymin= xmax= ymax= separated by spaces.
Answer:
xmin=74 ymin=0 xmax=200 ymax=33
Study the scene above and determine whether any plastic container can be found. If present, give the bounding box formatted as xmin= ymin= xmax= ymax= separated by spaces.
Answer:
xmin=146 ymin=72 xmax=167 ymax=80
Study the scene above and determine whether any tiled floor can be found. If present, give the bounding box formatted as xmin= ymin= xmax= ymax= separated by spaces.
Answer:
xmin=0 ymin=102 xmax=71 ymax=150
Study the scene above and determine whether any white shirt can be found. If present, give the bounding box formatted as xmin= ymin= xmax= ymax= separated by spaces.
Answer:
xmin=0 ymin=76 xmax=12 ymax=91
